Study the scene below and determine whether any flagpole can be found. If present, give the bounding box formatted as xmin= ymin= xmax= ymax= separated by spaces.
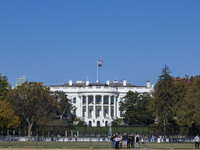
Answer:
xmin=96 ymin=60 xmax=98 ymax=83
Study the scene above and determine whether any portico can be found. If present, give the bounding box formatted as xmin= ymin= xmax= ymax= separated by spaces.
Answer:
xmin=80 ymin=94 xmax=117 ymax=127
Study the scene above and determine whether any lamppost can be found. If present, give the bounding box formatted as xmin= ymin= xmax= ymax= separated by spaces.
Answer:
xmin=109 ymin=122 xmax=112 ymax=136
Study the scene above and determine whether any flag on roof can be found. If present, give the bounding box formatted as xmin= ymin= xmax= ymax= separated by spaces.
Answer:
xmin=97 ymin=60 xmax=103 ymax=67
xmin=98 ymin=60 xmax=103 ymax=63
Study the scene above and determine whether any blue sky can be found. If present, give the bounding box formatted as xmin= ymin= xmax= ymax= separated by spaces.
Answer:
xmin=0 ymin=1 xmax=200 ymax=86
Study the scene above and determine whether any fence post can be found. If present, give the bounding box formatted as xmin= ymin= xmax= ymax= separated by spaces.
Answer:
xmin=62 ymin=137 xmax=65 ymax=149
xmin=144 ymin=136 xmax=146 ymax=149
xmin=65 ymin=131 xmax=67 ymax=137
xmin=36 ymin=134 xmax=38 ymax=148
xmin=77 ymin=131 xmax=79 ymax=138
xmin=170 ymin=137 xmax=173 ymax=149
xmin=90 ymin=137 xmax=92 ymax=149
xmin=71 ymin=131 xmax=73 ymax=140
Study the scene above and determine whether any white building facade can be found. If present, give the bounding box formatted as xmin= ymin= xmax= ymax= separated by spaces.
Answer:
xmin=49 ymin=79 xmax=153 ymax=127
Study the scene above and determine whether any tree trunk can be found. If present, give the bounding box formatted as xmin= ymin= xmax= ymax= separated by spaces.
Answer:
xmin=163 ymin=114 xmax=166 ymax=136
xmin=28 ymin=121 xmax=33 ymax=141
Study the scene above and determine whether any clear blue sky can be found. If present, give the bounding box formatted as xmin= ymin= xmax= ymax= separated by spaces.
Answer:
xmin=0 ymin=0 xmax=200 ymax=86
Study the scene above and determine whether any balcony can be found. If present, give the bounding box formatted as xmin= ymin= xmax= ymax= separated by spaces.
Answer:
xmin=78 ymin=86 xmax=118 ymax=94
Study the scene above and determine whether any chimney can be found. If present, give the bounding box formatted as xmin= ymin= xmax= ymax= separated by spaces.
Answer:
xmin=146 ymin=81 xmax=150 ymax=88
xmin=69 ymin=79 xmax=72 ymax=86
xmin=86 ymin=79 xmax=89 ymax=86
xmin=123 ymin=80 xmax=127 ymax=86
xmin=106 ymin=80 xmax=110 ymax=85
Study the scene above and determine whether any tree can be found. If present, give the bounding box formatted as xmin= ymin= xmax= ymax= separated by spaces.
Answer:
xmin=177 ymin=75 xmax=200 ymax=127
xmin=119 ymin=91 xmax=154 ymax=125
xmin=53 ymin=91 xmax=76 ymax=125
xmin=172 ymin=76 xmax=193 ymax=121
xmin=149 ymin=65 xmax=175 ymax=133
xmin=7 ymin=82 xmax=59 ymax=140
xmin=0 ymin=99 xmax=19 ymax=129
xmin=0 ymin=74 xmax=10 ymax=101
xmin=112 ymin=118 xmax=124 ymax=126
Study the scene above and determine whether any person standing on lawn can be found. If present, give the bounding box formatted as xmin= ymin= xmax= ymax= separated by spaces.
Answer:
xmin=135 ymin=134 xmax=140 ymax=149
xmin=194 ymin=135 xmax=199 ymax=149
xmin=114 ymin=135 xmax=121 ymax=149
xmin=111 ymin=133 xmax=116 ymax=148
xmin=130 ymin=133 xmax=135 ymax=149
xmin=122 ymin=132 xmax=128 ymax=149
xmin=119 ymin=134 xmax=123 ymax=149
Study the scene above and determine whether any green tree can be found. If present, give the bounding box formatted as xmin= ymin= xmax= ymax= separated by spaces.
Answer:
xmin=112 ymin=118 xmax=124 ymax=126
xmin=0 ymin=74 xmax=10 ymax=100
xmin=149 ymin=65 xmax=175 ymax=133
xmin=172 ymin=76 xmax=192 ymax=122
xmin=7 ymin=82 xmax=59 ymax=140
xmin=53 ymin=91 xmax=76 ymax=125
xmin=177 ymin=75 xmax=200 ymax=127
xmin=0 ymin=99 xmax=19 ymax=129
xmin=119 ymin=91 xmax=154 ymax=125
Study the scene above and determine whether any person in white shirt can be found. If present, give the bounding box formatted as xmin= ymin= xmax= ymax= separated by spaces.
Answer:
xmin=114 ymin=135 xmax=121 ymax=149
xmin=194 ymin=135 xmax=199 ymax=149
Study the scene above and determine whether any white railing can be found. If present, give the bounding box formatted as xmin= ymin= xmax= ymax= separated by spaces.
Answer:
xmin=78 ymin=86 xmax=118 ymax=93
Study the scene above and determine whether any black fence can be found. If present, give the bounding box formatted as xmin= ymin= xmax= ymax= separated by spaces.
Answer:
xmin=1 ymin=125 xmax=200 ymax=137
xmin=0 ymin=125 xmax=199 ymax=149
xmin=0 ymin=135 xmax=197 ymax=149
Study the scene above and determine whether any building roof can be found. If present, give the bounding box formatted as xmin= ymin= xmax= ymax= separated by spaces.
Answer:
xmin=49 ymin=82 xmax=146 ymax=88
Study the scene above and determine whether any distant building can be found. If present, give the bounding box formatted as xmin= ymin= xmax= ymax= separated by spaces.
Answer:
xmin=16 ymin=76 xmax=27 ymax=87
xmin=49 ymin=79 xmax=153 ymax=127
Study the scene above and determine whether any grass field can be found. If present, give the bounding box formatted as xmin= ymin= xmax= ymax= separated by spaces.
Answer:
xmin=0 ymin=141 xmax=196 ymax=149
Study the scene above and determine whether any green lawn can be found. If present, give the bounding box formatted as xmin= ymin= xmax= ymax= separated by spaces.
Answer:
xmin=0 ymin=141 xmax=195 ymax=149
xmin=0 ymin=141 xmax=111 ymax=149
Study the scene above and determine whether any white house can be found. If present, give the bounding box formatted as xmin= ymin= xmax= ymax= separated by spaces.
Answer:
xmin=49 ymin=79 xmax=153 ymax=127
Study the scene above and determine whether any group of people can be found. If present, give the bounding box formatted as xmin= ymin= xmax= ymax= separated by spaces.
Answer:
xmin=110 ymin=132 xmax=140 ymax=149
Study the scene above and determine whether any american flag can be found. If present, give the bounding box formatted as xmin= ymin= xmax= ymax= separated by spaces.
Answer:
xmin=97 ymin=60 xmax=103 ymax=64
xmin=97 ymin=60 xmax=103 ymax=67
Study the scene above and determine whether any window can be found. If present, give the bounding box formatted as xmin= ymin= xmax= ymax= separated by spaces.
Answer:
xmin=89 ymin=121 xmax=92 ymax=127
xmin=97 ymin=121 xmax=100 ymax=127
xmin=97 ymin=109 xmax=100 ymax=117
xmin=73 ymin=109 xmax=76 ymax=114
xmin=111 ymin=97 xmax=114 ymax=104
xmin=82 ymin=97 xmax=86 ymax=104
xmin=89 ymin=109 xmax=92 ymax=117
xmin=105 ymin=121 xmax=108 ymax=127
xmin=73 ymin=97 xmax=76 ymax=104
xmin=83 ymin=109 xmax=85 ymax=117
xmin=111 ymin=109 xmax=114 ymax=117
xmin=96 ymin=96 xmax=101 ymax=104
xmin=120 ymin=111 xmax=123 ymax=117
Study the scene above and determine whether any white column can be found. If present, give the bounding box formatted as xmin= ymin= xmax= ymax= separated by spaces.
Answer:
xmin=108 ymin=96 xmax=111 ymax=118
xmin=117 ymin=97 xmax=119 ymax=118
xmin=114 ymin=96 xmax=116 ymax=119
xmin=86 ymin=96 xmax=88 ymax=118
xmin=101 ymin=95 xmax=104 ymax=119
xmin=93 ymin=95 xmax=96 ymax=119
xmin=80 ymin=96 xmax=83 ymax=119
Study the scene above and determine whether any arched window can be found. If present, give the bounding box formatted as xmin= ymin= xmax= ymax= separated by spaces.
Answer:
xmin=97 ymin=121 xmax=100 ymax=127
xmin=89 ymin=121 xmax=92 ymax=127
xmin=105 ymin=121 xmax=108 ymax=127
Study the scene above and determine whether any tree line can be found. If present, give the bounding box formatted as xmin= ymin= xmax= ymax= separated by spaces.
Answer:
xmin=114 ymin=65 xmax=200 ymax=134
xmin=1 ymin=65 xmax=200 ymax=138
xmin=0 ymin=74 xmax=83 ymax=139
